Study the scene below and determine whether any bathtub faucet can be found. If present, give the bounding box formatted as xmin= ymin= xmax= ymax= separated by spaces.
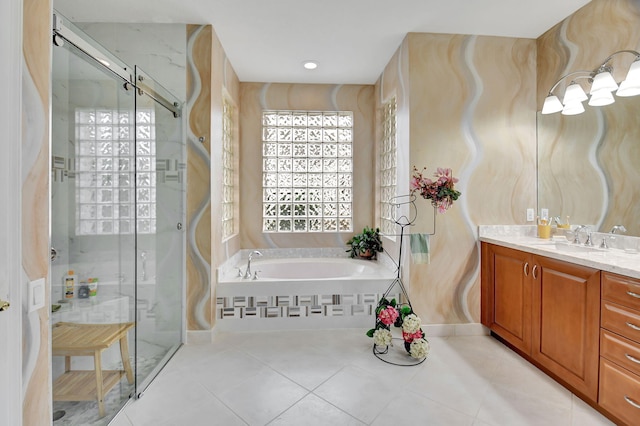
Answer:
xmin=243 ymin=250 xmax=263 ymax=279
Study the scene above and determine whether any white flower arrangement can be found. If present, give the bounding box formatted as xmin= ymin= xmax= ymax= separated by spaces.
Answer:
xmin=409 ymin=338 xmax=430 ymax=359
xmin=402 ymin=314 xmax=421 ymax=334
xmin=372 ymin=328 xmax=393 ymax=347
xmin=367 ymin=297 xmax=429 ymax=365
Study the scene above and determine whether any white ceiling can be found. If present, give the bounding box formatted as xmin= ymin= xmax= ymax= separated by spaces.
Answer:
xmin=54 ymin=0 xmax=592 ymax=85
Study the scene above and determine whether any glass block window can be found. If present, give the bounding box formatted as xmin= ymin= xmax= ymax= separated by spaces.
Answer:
xmin=380 ymin=98 xmax=397 ymax=237
xmin=75 ymin=109 xmax=156 ymax=235
xmin=222 ymin=97 xmax=236 ymax=240
xmin=262 ymin=110 xmax=353 ymax=233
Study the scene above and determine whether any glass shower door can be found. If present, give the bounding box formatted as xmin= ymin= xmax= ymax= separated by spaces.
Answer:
xmin=51 ymin=26 xmax=137 ymax=423
xmin=51 ymin=13 xmax=186 ymax=421
xmin=133 ymin=66 xmax=184 ymax=393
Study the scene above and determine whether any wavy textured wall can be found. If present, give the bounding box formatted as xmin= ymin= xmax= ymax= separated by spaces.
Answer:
xmin=22 ymin=0 xmax=52 ymax=423
xmin=186 ymin=25 xmax=213 ymax=331
xmin=537 ymin=0 xmax=640 ymax=236
xmin=379 ymin=33 xmax=537 ymax=324
xmin=186 ymin=25 xmax=240 ymax=333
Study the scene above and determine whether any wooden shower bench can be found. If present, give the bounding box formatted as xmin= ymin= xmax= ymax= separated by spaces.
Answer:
xmin=52 ymin=321 xmax=134 ymax=417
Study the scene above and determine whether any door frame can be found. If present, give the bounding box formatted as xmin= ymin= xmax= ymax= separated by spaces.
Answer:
xmin=0 ymin=0 xmax=24 ymax=424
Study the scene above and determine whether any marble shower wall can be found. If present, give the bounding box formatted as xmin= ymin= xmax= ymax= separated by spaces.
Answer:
xmin=238 ymin=83 xmax=375 ymax=249
xmin=22 ymin=0 xmax=52 ymax=423
xmin=537 ymin=0 xmax=640 ymax=236
xmin=377 ymin=33 xmax=537 ymax=324
xmin=186 ymin=25 xmax=240 ymax=334
xmin=51 ymin=23 xmax=187 ymax=301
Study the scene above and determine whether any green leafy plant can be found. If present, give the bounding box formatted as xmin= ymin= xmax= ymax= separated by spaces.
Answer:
xmin=346 ymin=226 xmax=383 ymax=259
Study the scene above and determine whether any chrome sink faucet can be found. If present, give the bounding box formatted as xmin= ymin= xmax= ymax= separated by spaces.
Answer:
xmin=601 ymin=225 xmax=627 ymax=249
xmin=572 ymin=225 xmax=588 ymax=244
xmin=244 ymin=250 xmax=262 ymax=279
xmin=610 ymin=225 xmax=627 ymax=234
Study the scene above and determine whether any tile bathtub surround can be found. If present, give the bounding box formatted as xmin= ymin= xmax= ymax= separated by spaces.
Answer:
xmin=110 ymin=330 xmax=614 ymax=426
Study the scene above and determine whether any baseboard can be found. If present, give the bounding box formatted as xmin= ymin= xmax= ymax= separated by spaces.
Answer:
xmin=423 ymin=323 xmax=489 ymax=337
xmin=186 ymin=329 xmax=215 ymax=344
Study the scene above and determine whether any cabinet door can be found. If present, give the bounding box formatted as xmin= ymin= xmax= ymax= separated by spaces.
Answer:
xmin=482 ymin=243 xmax=533 ymax=354
xmin=532 ymin=256 xmax=600 ymax=401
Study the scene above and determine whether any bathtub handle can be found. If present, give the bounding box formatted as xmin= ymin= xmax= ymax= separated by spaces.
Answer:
xmin=252 ymin=270 xmax=261 ymax=280
xmin=236 ymin=267 xmax=243 ymax=278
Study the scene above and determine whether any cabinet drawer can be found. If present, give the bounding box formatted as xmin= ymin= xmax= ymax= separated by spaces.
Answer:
xmin=601 ymin=329 xmax=640 ymax=377
xmin=603 ymin=273 xmax=640 ymax=311
xmin=602 ymin=301 xmax=640 ymax=343
xmin=599 ymin=358 xmax=640 ymax=426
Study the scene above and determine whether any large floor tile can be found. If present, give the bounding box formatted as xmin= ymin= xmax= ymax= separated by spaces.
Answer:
xmin=269 ymin=393 xmax=364 ymax=426
xmin=251 ymin=346 xmax=347 ymax=390
xmin=186 ymin=349 xmax=271 ymax=396
xmin=371 ymin=391 xmax=475 ymax=426
xmin=123 ymin=382 xmax=221 ymax=425
xmin=475 ymin=382 xmax=572 ymax=426
xmin=217 ymin=367 xmax=308 ymax=425
xmin=113 ymin=330 xmax=613 ymax=426
xmin=313 ymin=365 xmax=395 ymax=424
xmin=407 ymin=355 xmax=495 ymax=416
xmin=570 ymin=395 xmax=615 ymax=426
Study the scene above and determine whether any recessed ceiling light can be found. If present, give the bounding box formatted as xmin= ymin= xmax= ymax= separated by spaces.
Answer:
xmin=303 ymin=61 xmax=318 ymax=70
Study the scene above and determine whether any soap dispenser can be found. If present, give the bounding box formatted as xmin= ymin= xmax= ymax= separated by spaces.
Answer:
xmin=63 ymin=270 xmax=77 ymax=299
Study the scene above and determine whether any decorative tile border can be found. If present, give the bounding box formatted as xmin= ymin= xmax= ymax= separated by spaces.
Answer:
xmin=216 ymin=292 xmax=399 ymax=321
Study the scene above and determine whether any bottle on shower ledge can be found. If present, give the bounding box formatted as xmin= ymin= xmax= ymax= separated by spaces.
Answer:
xmin=63 ymin=269 xmax=77 ymax=299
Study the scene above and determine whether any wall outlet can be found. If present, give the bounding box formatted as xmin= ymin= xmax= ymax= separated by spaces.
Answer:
xmin=541 ymin=208 xmax=549 ymax=220
xmin=526 ymin=208 xmax=535 ymax=222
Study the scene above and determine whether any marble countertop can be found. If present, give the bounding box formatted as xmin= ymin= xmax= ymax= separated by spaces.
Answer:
xmin=479 ymin=226 xmax=640 ymax=280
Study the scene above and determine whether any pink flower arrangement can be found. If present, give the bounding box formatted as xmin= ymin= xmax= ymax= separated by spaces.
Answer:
xmin=402 ymin=329 xmax=424 ymax=343
xmin=367 ymin=297 xmax=430 ymax=362
xmin=377 ymin=306 xmax=399 ymax=326
xmin=410 ymin=166 xmax=461 ymax=213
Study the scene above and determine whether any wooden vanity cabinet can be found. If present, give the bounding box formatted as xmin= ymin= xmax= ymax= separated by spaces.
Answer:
xmin=481 ymin=243 xmax=601 ymax=401
xmin=481 ymin=243 xmax=533 ymax=354
xmin=531 ymin=256 xmax=600 ymax=401
xmin=599 ymin=272 xmax=640 ymax=425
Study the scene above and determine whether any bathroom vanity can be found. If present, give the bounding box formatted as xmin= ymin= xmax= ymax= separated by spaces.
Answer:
xmin=480 ymin=228 xmax=640 ymax=425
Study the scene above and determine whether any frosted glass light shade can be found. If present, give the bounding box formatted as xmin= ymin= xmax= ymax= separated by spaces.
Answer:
xmin=541 ymin=95 xmax=563 ymax=114
xmin=562 ymin=101 xmax=585 ymax=115
xmin=562 ymin=83 xmax=588 ymax=104
xmin=588 ymin=89 xmax=615 ymax=106
xmin=616 ymin=60 xmax=640 ymax=97
xmin=590 ymin=71 xmax=618 ymax=93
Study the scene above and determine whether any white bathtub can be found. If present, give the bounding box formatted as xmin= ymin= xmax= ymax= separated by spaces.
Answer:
xmin=216 ymin=253 xmax=398 ymax=330
xmin=247 ymin=258 xmax=388 ymax=280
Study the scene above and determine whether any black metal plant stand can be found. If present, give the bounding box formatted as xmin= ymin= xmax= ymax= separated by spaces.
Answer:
xmin=371 ymin=194 xmax=435 ymax=366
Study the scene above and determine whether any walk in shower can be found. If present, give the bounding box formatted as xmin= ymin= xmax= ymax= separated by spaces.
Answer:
xmin=51 ymin=13 xmax=185 ymax=424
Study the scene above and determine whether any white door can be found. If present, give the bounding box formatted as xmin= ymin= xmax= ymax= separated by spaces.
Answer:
xmin=1 ymin=0 xmax=23 ymax=424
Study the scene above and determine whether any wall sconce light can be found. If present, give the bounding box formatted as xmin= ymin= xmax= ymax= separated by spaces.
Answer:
xmin=541 ymin=50 xmax=640 ymax=115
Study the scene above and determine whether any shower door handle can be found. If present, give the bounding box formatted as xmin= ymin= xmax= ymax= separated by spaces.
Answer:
xmin=0 ymin=299 xmax=10 ymax=312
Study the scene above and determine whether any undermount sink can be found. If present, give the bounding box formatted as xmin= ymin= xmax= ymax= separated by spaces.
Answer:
xmin=553 ymin=242 xmax=603 ymax=253
xmin=527 ymin=240 xmax=605 ymax=254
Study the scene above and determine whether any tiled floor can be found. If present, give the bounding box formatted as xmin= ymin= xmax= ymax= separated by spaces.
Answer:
xmin=110 ymin=329 xmax=615 ymax=426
